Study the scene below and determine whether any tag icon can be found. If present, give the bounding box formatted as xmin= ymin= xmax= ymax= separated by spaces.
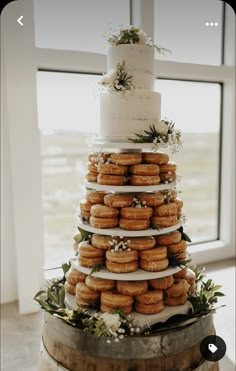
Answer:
xmin=208 ymin=343 xmax=218 ymax=354
xmin=200 ymin=335 xmax=226 ymax=362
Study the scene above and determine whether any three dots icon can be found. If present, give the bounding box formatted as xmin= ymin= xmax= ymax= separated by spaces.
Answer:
xmin=205 ymin=22 xmax=219 ymax=27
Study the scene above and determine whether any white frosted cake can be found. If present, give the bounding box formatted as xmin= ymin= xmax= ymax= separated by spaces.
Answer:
xmin=100 ymin=43 xmax=161 ymax=140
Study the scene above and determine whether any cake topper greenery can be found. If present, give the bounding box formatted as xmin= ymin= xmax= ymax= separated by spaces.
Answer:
xmin=128 ymin=120 xmax=183 ymax=153
xmin=99 ymin=60 xmax=133 ymax=92
xmin=34 ymin=261 xmax=224 ymax=340
xmin=107 ymin=26 xmax=171 ymax=55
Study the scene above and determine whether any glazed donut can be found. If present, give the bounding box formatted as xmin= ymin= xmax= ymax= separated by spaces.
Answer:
xmin=100 ymin=303 xmax=133 ymax=315
xmin=97 ymin=174 xmax=127 ymax=186
xmin=106 ymin=249 xmax=138 ymax=263
xmin=90 ymin=216 xmax=118 ymax=229
xmin=149 ymin=275 xmax=174 ymax=290
xmin=161 ymin=189 xmax=177 ymax=202
xmin=104 ymin=193 xmax=134 ymax=208
xmin=129 ymin=164 xmax=159 ymax=176
xmin=164 ymin=294 xmax=188 ymax=306
xmin=160 ymin=172 xmax=176 ymax=183
xmin=136 ymin=192 xmax=164 ymax=206
xmin=97 ymin=163 xmax=128 ymax=175
xmin=78 ymin=255 xmax=104 ymax=267
xmin=151 ymin=215 xmax=178 ymax=227
xmin=79 ymin=199 xmax=93 ymax=212
xmin=135 ymin=289 xmax=163 ymax=304
xmin=125 ymin=236 xmax=156 ymax=251
xmin=120 ymin=207 xmax=153 ymax=220
xmin=116 ymin=280 xmax=148 ymax=296
xmin=87 ymin=162 xmax=98 ymax=173
xmin=155 ymin=231 xmax=182 ymax=245
xmin=91 ymin=234 xmax=113 ymax=250
xmin=106 ymin=260 xmax=138 ymax=273
xmin=90 ymin=204 xmax=119 ymax=218
xmin=174 ymin=269 xmax=195 ymax=286
xmin=110 ymin=152 xmax=142 ymax=166
xmin=101 ymin=290 xmax=133 ymax=308
xmin=80 ymin=210 xmax=91 ymax=221
xmin=64 ymin=281 xmax=76 ymax=295
xmin=86 ymin=190 xmax=107 ymax=204
xmin=173 ymin=198 xmax=184 ymax=209
xmin=119 ymin=218 xmax=150 ymax=231
xmin=66 ymin=268 xmax=87 ymax=285
xmin=159 ymin=162 xmax=177 ymax=173
xmin=168 ymin=240 xmax=187 ymax=254
xmin=164 ymin=279 xmax=190 ymax=297
xmin=135 ymin=301 xmax=164 ymax=315
xmin=153 ymin=203 xmax=178 ymax=217
xmin=88 ymin=152 xmax=111 ymax=163
xmin=139 ymin=246 xmax=167 ymax=261
xmin=76 ymin=282 xmax=100 ymax=301
xmin=86 ymin=171 xmax=98 ymax=182
xmin=85 ymin=275 xmax=115 ymax=291
xmin=130 ymin=175 xmax=160 ymax=186
xmin=140 ymin=258 xmax=169 ymax=272
xmin=142 ymin=152 xmax=169 ymax=165
xmin=76 ymin=295 xmax=92 ymax=308
xmin=78 ymin=242 xmax=105 ymax=258
xmin=173 ymin=268 xmax=187 ymax=279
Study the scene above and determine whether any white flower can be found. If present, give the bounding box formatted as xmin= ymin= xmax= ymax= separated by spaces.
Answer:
xmin=156 ymin=120 xmax=169 ymax=135
xmin=99 ymin=69 xmax=116 ymax=85
xmin=137 ymin=29 xmax=149 ymax=45
xmin=99 ymin=313 xmax=121 ymax=332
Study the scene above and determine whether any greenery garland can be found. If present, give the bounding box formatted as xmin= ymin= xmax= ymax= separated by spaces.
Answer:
xmin=34 ymin=262 xmax=224 ymax=340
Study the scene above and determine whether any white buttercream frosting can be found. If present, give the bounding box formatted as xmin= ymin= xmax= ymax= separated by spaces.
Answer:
xmin=100 ymin=90 xmax=161 ymax=139
xmin=107 ymin=44 xmax=154 ymax=90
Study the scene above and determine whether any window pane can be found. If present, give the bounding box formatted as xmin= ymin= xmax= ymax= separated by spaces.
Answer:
xmin=36 ymin=72 xmax=100 ymax=269
xmin=34 ymin=0 xmax=130 ymax=53
xmin=154 ymin=0 xmax=223 ymax=65
xmin=155 ymin=79 xmax=221 ymax=243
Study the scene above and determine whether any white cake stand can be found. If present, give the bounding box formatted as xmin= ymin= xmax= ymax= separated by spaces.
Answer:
xmin=85 ymin=181 xmax=176 ymax=192
xmin=71 ymin=257 xmax=185 ymax=280
xmin=77 ymin=220 xmax=182 ymax=237
xmin=65 ymin=292 xmax=192 ymax=328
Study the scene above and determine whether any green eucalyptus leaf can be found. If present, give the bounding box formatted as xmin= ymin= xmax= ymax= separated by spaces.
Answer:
xmin=33 ymin=290 xmax=46 ymax=300
xmin=214 ymin=292 xmax=225 ymax=297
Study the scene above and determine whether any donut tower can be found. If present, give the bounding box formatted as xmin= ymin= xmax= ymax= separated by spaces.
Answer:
xmin=65 ymin=27 xmax=195 ymax=319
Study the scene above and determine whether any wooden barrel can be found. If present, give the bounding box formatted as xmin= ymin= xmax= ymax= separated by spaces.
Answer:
xmin=39 ymin=312 xmax=219 ymax=371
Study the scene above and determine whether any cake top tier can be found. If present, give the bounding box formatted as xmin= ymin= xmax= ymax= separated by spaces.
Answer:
xmin=108 ymin=44 xmax=154 ymax=90
xmin=104 ymin=26 xmax=170 ymax=91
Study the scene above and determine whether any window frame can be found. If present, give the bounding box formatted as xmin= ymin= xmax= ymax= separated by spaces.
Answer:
xmin=2 ymin=0 xmax=235 ymax=313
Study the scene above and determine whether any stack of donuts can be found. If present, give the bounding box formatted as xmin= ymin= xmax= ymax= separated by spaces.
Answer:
xmin=79 ymin=189 xmax=183 ymax=230
xmin=76 ymin=232 xmax=188 ymax=273
xmin=85 ymin=151 xmax=177 ymax=186
xmin=156 ymin=230 xmax=188 ymax=263
xmin=64 ymin=267 xmax=87 ymax=295
xmin=66 ymin=270 xmax=195 ymax=315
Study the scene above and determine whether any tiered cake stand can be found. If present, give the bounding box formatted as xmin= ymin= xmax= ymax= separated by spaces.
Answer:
xmin=67 ymin=141 xmax=192 ymax=326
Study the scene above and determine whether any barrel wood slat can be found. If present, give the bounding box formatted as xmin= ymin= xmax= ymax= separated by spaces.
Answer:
xmin=39 ymin=312 xmax=219 ymax=371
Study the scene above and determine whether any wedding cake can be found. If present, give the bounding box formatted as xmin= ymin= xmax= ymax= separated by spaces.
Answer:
xmin=64 ymin=26 xmax=194 ymax=320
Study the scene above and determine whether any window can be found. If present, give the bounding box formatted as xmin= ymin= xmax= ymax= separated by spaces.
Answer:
xmin=34 ymin=0 xmax=130 ymax=53
xmin=37 ymin=72 xmax=100 ymax=268
xmin=154 ymin=0 xmax=223 ymax=65
xmin=156 ymin=80 xmax=221 ymax=243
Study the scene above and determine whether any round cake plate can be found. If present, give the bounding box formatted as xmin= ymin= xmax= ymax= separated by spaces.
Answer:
xmin=70 ymin=258 xmax=183 ymax=280
xmin=65 ymin=292 xmax=192 ymax=328
xmin=85 ymin=181 xmax=176 ymax=192
xmin=77 ymin=221 xmax=182 ymax=237
xmin=87 ymin=138 xmax=169 ymax=151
